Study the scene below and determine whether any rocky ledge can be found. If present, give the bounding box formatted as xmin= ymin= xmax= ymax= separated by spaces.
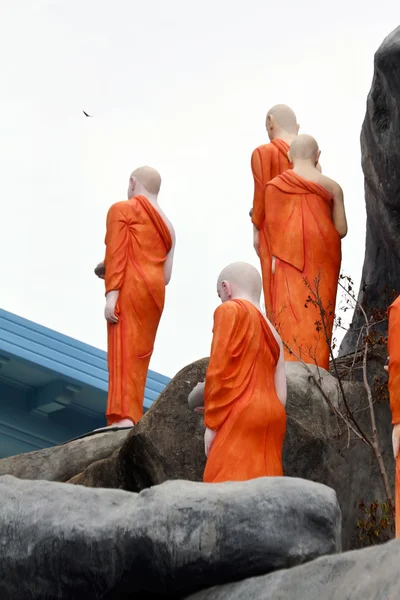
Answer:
xmin=0 ymin=474 xmax=340 ymax=599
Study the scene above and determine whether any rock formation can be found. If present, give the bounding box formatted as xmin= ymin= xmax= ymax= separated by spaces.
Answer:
xmin=0 ymin=358 xmax=394 ymax=551
xmin=0 ymin=474 xmax=341 ymax=600
xmin=186 ymin=538 xmax=400 ymax=600
xmin=339 ymin=26 xmax=400 ymax=355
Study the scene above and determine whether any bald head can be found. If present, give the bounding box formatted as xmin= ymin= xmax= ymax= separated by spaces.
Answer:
xmin=128 ymin=166 xmax=161 ymax=198
xmin=266 ymin=104 xmax=299 ymax=138
xmin=288 ymin=134 xmax=320 ymax=164
xmin=217 ymin=262 xmax=262 ymax=304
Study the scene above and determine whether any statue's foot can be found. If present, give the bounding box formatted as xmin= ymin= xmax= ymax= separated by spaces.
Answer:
xmin=111 ymin=418 xmax=134 ymax=428
xmin=93 ymin=418 xmax=134 ymax=433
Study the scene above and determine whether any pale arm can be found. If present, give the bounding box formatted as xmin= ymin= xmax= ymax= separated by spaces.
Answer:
xmin=188 ymin=381 xmax=205 ymax=413
xmin=164 ymin=233 xmax=175 ymax=286
xmin=253 ymin=225 xmax=260 ymax=257
xmin=331 ymin=184 xmax=348 ymax=238
xmin=104 ymin=290 xmax=119 ymax=324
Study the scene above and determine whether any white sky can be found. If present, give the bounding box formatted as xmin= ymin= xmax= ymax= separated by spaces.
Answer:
xmin=1 ymin=1 xmax=399 ymax=378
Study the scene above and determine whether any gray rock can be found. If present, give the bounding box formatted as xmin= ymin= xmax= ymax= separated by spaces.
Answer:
xmin=284 ymin=362 xmax=395 ymax=551
xmin=339 ymin=26 xmax=400 ymax=356
xmin=0 ymin=474 xmax=341 ymax=599
xmin=0 ymin=429 xmax=129 ymax=482
xmin=1 ymin=357 xmax=393 ymax=552
xmin=186 ymin=538 xmax=400 ymax=600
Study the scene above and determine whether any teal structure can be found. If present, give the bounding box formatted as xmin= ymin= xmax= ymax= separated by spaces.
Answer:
xmin=0 ymin=309 xmax=170 ymax=458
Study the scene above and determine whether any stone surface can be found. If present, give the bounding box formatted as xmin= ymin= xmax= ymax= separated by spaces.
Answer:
xmin=340 ymin=26 xmax=400 ymax=355
xmin=70 ymin=358 xmax=208 ymax=490
xmin=186 ymin=538 xmax=400 ymax=600
xmin=0 ymin=475 xmax=341 ymax=600
xmin=0 ymin=429 xmax=129 ymax=482
xmin=283 ymin=362 xmax=395 ymax=551
xmin=1 ymin=357 xmax=394 ymax=551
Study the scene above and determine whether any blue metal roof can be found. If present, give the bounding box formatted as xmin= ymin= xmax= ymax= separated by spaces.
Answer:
xmin=0 ymin=308 xmax=171 ymax=458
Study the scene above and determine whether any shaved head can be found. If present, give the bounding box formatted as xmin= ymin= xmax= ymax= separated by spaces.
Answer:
xmin=289 ymin=134 xmax=319 ymax=160
xmin=217 ymin=262 xmax=262 ymax=303
xmin=130 ymin=166 xmax=161 ymax=195
xmin=267 ymin=104 xmax=298 ymax=135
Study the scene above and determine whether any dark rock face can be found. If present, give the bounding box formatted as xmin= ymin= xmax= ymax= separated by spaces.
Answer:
xmin=69 ymin=358 xmax=208 ymax=491
xmin=0 ymin=475 xmax=341 ymax=600
xmin=185 ymin=538 xmax=400 ymax=600
xmin=339 ymin=26 xmax=400 ymax=355
xmin=119 ymin=358 xmax=208 ymax=491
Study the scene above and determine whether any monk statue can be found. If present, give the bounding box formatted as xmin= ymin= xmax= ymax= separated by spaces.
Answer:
xmin=250 ymin=104 xmax=299 ymax=223
xmin=189 ymin=262 xmax=287 ymax=482
xmin=254 ymin=134 xmax=347 ymax=370
xmin=99 ymin=166 xmax=175 ymax=428
xmin=250 ymin=105 xmax=322 ymax=308
xmin=387 ymin=296 xmax=400 ymax=537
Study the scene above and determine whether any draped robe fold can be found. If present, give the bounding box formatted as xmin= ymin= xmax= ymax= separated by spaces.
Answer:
xmin=203 ymin=299 xmax=286 ymax=483
xmin=104 ymin=195 xmax=172 ymax=425
xmin=387 ymin=296 xmax=400 ymax=538
xmin=251 ymin=139 xmax=292 ymax=313
xmin=258 ymin=171 xmax=341 ymax=370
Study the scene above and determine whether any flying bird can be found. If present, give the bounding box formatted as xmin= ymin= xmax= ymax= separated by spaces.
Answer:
xmin=82 ymin=110 xmax=92 ymax=117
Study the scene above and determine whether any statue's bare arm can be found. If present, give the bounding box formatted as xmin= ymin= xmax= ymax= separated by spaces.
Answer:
xmin=188 ymin=381 xmax=205 ymax=413
xmin=330 ymin=183 xmax=348 ymax=238
xmin=253 ymin=225 xmax=260 ymax=257
xmin=315 ymin=173 xmax=347 ymax=239
xmin=164 ymin=228 xmax=176 ymax=286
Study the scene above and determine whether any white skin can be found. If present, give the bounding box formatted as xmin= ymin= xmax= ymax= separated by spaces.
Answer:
xmin=100 ymin=169 xmax=175 ymax=429
xmin=384 ymin=357 xmax=400 ymax=459
xmin=189 ymin=262 xmax=287 ymax=457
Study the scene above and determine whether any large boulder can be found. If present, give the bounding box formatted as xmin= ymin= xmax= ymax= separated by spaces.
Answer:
xmin=0 ymin=428 xmax=129 ymax=482
xmin=0 ymin=358 xmax=394 ymax=551
xmin=185 ymin=538 xmax=400 ymax=600
xmin=340 ymin=26 xmax=400 ymax=355
xmin=0 ymin=475 xmax=341 ymax=600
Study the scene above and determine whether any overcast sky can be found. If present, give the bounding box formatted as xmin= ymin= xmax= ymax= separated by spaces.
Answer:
xmin=1 ymin=2 xmax=399 ymax=378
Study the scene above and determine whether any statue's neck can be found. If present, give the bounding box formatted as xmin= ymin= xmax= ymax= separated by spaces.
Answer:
xmin=232 ymin=294 xmax=262 ymax=312
xmin=272 ymin=132 xmax=296 ymax=145
xmin=292 ymin=159 xmax=317 ymax=176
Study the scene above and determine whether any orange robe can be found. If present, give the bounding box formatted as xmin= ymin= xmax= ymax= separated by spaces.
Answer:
xmin=104 ymin=195 xmax=172 ymax=425
xmin=203 ymin=299 xmax=286 ymax=483
xmin=251 ymin=139 xmax=292 ymax=314
xmin=259 ymin=171 xmax=341 ymax=370
xmin=387 ymin=296 xmax=400 ymax=537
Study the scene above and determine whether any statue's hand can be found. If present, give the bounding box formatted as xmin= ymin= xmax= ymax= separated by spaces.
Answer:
xmin=384 ymin=356 xmax=389 ymax=372
xmin=188 ymin=381 xmax=205 ymax=412
xmin=95 ymin=261 xmax=105 ymax=279
xmin=204 ymin=427 xmax=217 ymax=458
xmin=104 ymin=297 xmax=119 ymax=324
xmin=393 ymin=424 xmax=400 ymax=459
